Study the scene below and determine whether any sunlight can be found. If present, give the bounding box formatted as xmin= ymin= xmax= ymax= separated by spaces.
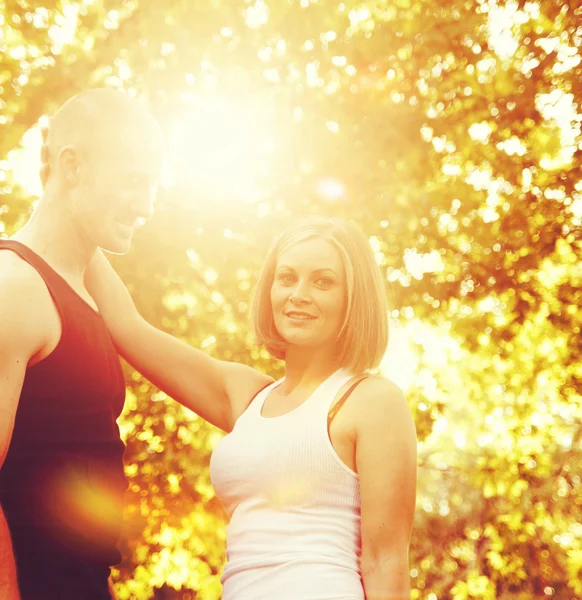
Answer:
xmin=381 ymin=320 xmax=418 ymax=391
xmin=47 ymin=3 xmax=79 ymax=54
xmin=9 ymin=123 xmax=44 ymax=197
xmin=381 ymin=318 xmax=458 ymax=394
xmin=536 ymin=90 xmax=581 ymax=170
xmin=486 ymin=0 xmax=538 ymax=61
xmin=9 ymin=89 xmax=289 ymax=205
xmin=244 ymin=0 xmax=269 ymax=29
xmin=163 ymin=91 xmax=287 ymax=203
xmin=316 ymin=177 xmax=346 ymax=201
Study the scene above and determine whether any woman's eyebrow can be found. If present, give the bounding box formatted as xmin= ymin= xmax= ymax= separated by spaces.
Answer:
xmin=276 ymin=266 xmax=339 ymax=276
xmin=313 ymin=268 xmax=338 ymax=276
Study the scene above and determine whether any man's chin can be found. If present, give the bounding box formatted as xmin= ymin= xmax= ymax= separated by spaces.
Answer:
xmin=99 ymin=235 xmax=133 ymax=256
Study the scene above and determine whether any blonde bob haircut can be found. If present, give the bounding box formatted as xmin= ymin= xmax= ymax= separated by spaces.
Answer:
xmin=251 ymin=217 xmax=389 ymax=374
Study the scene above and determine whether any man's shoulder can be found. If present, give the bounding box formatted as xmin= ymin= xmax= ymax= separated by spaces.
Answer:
xmin=0 ymin=249 xmax=56 ymax=347
xmin=0 ymin=249 xmax=47 ymax=302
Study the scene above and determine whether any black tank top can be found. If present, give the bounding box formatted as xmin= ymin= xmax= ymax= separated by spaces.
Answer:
xmin=0 ymin=240 xmax=127 ymax=596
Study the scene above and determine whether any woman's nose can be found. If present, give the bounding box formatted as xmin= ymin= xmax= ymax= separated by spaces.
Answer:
xmin=289 ymin=281 xmax=310 ymax=304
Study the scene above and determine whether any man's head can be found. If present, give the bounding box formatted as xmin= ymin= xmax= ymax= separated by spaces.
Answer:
xmin=41 ymin=88 xmax=164 ymax=254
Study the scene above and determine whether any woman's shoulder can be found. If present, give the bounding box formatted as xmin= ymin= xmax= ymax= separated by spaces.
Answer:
xmin=347 ymin=374 xmax=412 ymax=430
xmin=352 ymin=373 xmax=405 ymax=402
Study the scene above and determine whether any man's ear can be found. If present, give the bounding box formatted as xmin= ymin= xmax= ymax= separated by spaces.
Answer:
xmin=57 ymin=146 xmax=82 ymax=186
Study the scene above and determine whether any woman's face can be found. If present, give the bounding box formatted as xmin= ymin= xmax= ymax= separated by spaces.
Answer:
xmin=270 ymin=237 xmax=347 ymax=353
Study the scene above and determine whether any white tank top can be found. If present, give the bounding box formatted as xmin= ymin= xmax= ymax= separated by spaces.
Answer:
xmin=209 ymin=368 xmax=364 ymax=600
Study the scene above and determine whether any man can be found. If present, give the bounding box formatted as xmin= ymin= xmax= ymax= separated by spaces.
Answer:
xmin=0 ymin=88 xmax=163 ymax=599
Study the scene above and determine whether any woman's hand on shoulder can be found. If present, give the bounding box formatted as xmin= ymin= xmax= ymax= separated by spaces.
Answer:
xmin=85 ymin=249 xmax=140 ymax=336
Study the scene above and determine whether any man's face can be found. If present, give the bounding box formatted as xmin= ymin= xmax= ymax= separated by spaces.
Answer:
xmin=71 ymin=124 xmax=163 ymax=255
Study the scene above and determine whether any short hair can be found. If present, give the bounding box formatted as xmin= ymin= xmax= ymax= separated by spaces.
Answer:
xmin=251 ymin=216 xmax=389 ymax=373
xmin=41 ymin=88 xmax=163 ymax=185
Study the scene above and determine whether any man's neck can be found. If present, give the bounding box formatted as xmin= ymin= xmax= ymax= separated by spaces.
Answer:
xmin=12 ymin=193 xmax=96 ymax=280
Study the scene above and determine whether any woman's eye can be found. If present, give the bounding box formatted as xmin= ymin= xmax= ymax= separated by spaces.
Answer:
xmin=278 ymin=274 xmax=294 ymax=285
xmin=316 ymin=277 xmax=333 ymax=287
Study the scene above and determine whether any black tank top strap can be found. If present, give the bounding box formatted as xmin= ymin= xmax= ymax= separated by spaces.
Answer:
xmin=327 ymin=374 xmax=369 ymax=430
xmin=0 ymin=239 xmax=99 ymax=322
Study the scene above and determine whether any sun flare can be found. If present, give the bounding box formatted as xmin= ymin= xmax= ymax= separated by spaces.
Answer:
xmin=163 ymin=90 xmax=289 ymax=204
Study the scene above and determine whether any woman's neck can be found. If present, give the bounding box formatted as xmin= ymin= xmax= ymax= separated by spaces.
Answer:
xmin=280 ymin=346 xmax=342 ymax=396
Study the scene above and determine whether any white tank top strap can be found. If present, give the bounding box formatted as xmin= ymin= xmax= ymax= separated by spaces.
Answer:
xmin=239 ymin=379 xmax=281 ymax=420
xmin=303 ymin=368 xmax=354 ymax=410
xmin=316 ymin=368 xmax=358 ymax=415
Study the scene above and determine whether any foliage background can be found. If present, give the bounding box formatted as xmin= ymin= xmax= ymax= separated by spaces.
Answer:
xmin=1 ymin=0 xmax=581 ymax=598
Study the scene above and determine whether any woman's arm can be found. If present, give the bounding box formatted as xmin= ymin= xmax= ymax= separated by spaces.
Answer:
xmin=85 ymin=250 xmax=272 ymax=431
xmin=354 ymin=378 xmax=417 ymax=600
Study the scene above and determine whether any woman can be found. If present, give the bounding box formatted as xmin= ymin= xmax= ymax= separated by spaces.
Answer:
xmin=86 ymin=217 xmax=417 ymax=600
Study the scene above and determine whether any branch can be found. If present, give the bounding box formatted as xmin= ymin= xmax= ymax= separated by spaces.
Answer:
xmin=0 ymin=3 xmax=146 ymax=159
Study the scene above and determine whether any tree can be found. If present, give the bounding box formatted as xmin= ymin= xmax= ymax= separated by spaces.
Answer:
xmin=1 ymin=0 xmax=580 ymax=597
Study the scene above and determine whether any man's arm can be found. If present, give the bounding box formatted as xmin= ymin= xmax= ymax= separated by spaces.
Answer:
xmin=0 ymin=326 xmax=27 ymax=600
xmin=0 ymin=259 xmax=53 ymax=600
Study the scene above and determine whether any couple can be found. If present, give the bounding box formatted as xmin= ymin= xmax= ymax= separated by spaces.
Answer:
xmin=0 ymin=89 xmax=417 ymax=600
